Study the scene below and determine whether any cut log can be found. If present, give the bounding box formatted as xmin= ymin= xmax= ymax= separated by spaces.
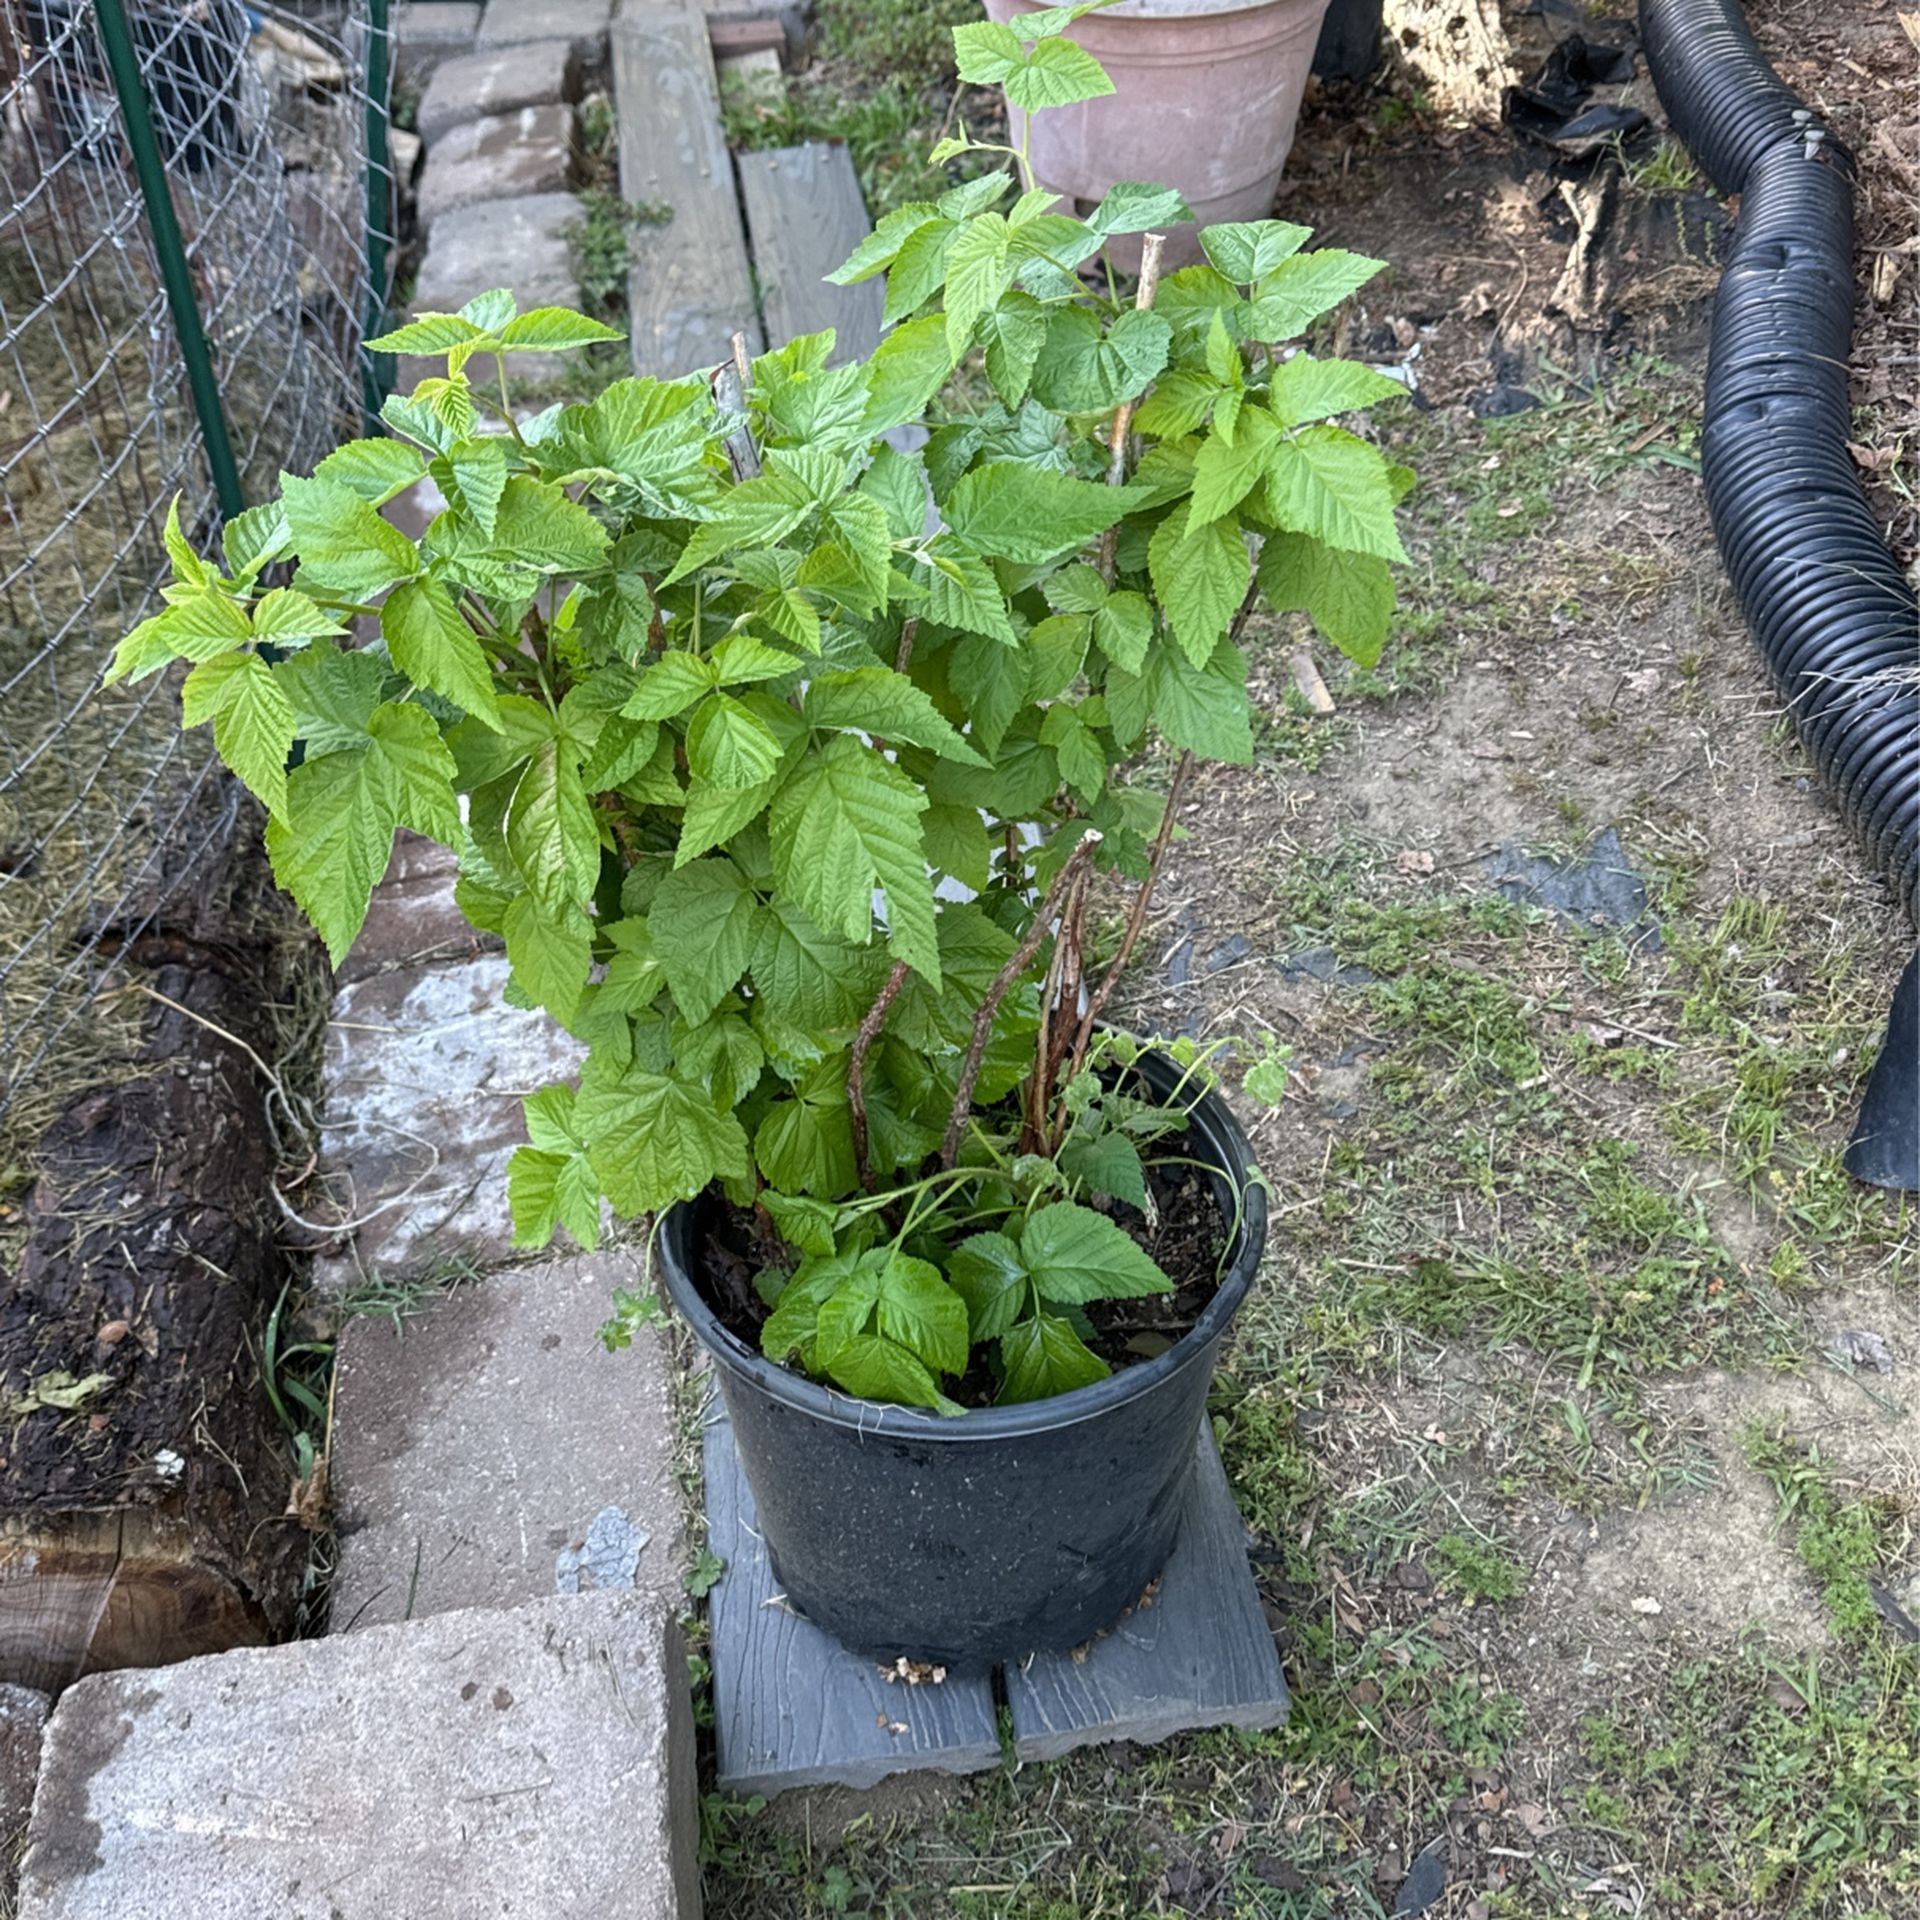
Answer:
xmin=0 ymin=791 xmax=315 ymax=1694
xmin=1382 ymin=0 xmax=1521 ymax=123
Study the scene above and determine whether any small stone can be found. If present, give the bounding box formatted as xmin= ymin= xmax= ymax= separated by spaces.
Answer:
xmin=416 ymin=39 xmax=580 ymax=144
xmin=415 ymin=104 xmax=574 ymax=232
xmin=95 ymin=1322 xmax=129 ymax=1346
xmin=1630 ymin=1594 xmax=1663 ymax=1615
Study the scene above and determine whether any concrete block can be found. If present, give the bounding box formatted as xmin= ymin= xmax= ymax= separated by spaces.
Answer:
xmin=331 ymin=1253 xmax=683 ymax=1630
xmin=479 ymin=0 xmax=613 ymax=56
xmin=15 ymin=1592 xmax=700 ymax=1920
xmin=313 ymin=955 xmax=585 ymax=1286
xmin=417 ymin=38 xmax=581 ymax=145
xmin=1 ymin=1684 xmax=48 ymax=1907
xmin=416 ymin=104 xmax=574 ymax=233
xmin=398 ymin=191 xmax=587 ymax=393
xmin=396 ymin=1 xmax=484 ymax=48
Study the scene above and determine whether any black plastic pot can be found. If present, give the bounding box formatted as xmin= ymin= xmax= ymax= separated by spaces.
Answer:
xmin=658 ymin=1044 xmax=1269 ymax=1670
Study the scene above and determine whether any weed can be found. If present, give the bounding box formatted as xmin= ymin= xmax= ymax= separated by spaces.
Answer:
xmin=1430 ymin=1531 xmax=1526 ymax=1603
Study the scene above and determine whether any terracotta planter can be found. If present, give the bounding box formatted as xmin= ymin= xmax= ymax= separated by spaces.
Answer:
xmin=984 ymin=0 xmax=1335 ymax=268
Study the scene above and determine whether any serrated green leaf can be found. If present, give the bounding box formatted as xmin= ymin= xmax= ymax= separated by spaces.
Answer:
xmin=624 ymin=652 xmax=718 ymax=720
xmin=272 ymin=642 xmax=388 ymax=754
xmin=1256 ymin=529 xmax=1395 ymax=666
xmin=1188 ymin=406 xmax=1282 ymax=525
xmin=828 ymin=201 xmax=944 ymax=285
xmin=382 ymin=578 xmax=503 ymax=728
xmin=1265 ymin=424 xmax=1406 ymax=562
xmin=1026 ymin=613 xmax=1089 ymax=699
xmin=882 ymin=217 xmax=955 ymax=323
xmin=875 ymin=1255 xmax=970 ymax=1375
xmin=1266 ymin=353 xmax=1408 ymax=427
xmin=315 ymin=437 xmax=424 ymax=507
xmin=447 ymin=436 xmax=509 ymax=535
xmin=750 ymin=898 xmax=883 ymax=1034
xmin=1085 ymin=181 xmax=1192 ymax=239
xmin=460 ymin=288 xmax=518 ymax=331
xmin=222 ymin=500 xmax=291 ymax=580
xmin=1059 ymin=1130 xmax=1147 ymax=1209
xmin=280 ymin=472 xmax=421 ymax=599
xmin=1023 ymin=1200 xmax=1172 ymax=1303
xmin=762 ymin=1191 xmax=841 ymax=1256
xmin=674 ymin=1007 xmax=765 ymax=1108
xmin=1040 ymin=703 xmax=1106 ymax=798
xmin=921 ymin=801 xmax=993 ymax=891
xmin=826 ymin=1334 xmax=948 ymax=1410
xmin=1029 ymin=305 xmax=1171 ymax=412
xmin=1148 ymin=501 xmax=1250 ymax=665
xmin=770 ymin=734 xmax=938 ymax=985
xmin=952 ymin=18 xmax=1025 ymax=82
xmin=365 ymin=311 xmax=485 ymax=355
xmin=912 ymin=535 xmax=1018 ymax=646
xmin=755 ymin=1068 xmax=858 ymax=1196
xmin=1199 ymin=219 xmax=1313 ymax=283
xmin=863 ymin=314 xmax=959 ymax=434
xmin=181 ymin=651 xmax=295 ymax=816
xmin=105 ymin=590 xmax=252 ymax=683
xmin=687 ymin=692 xmax=784 ymax=789
xmin=1244 ymin=248 xmax=1384 ymax=341
xmin=250 ymin=588 xmax=347 ymax=646
xmin=1005 ymin=35 xmax=1114 ymax=111
xmin=507 ymin=1143 xmax=603 ymax=1251
xmin=507 ymin=736 xmax=601 ymax=910
xmin=498 ymin=307 xmax=625 ymax=351
xmin=944 ymin=462 xmax=1131 ymax=565
xmin=503 ymin=890 xmax=592 ymax=1021
xmin=649 ymin=858 xmax=763 ymax=1023
xmin=577 ymin=1063 xmax=749 ymax=1215
xmin=948 ymin=632 xmax=1031 ymax=757
xmin=1092 ymin=591 xmax=1153 ymax=671
xmin=803 ymin=667 xmax=987 ymax=766
xmin=948 ymin=1232 xmax=1030 ymax=1340
xmin=580 ymin=714 xmax=661 ymax=788
xmin=998 ymin=1312 xmax=1109 ymax=1403
xmin=1154 ymin=635 xmax=1254 ymax=762
xmin=367 ymin=702 xmax=463 ymax=840
xmin=1133 ymin=367 xmax=1224 ymax=439
xmin=1043 ymin=562 xmax=1108 ymax=615
xmin=677 ymin=775 xmax=775 ymax=865
xmin=982 ymin=290 xmax=1049 ymax=408
xmin=943 ymin=213 xmax=1013 ymax=356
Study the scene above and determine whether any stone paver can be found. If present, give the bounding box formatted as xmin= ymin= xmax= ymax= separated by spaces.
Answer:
xmin=337 ymin=829 xmax=490 ymax=988
xmin=417 ymin=38 xmax=581 ymax=144
xmin=15 ymin=1592 xmax=699 ymax=1920
xmin=330 ymin=1253 xmax=683 ymax=1631
xmin=2 ymin=1684 xmax=48 ymax=1906
xmin=479 ymin=0 xmax=613 ymax=55
xmin=313 ymin=955 xmax=586 ymax=1288
xmin=416 ymin=104 xmax=574 ymax=232
xmin=400 ymin=190 xmax=587 ymax=392
xmin=396 ymin=0 xmax=483 ymax=47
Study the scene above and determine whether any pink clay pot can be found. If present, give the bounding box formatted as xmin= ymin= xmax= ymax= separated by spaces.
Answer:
xmin=983 ymin=0 xmax=1335 ymax=269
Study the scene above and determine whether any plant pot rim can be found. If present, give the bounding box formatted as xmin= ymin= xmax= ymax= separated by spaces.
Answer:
xmin=995 ymin=0 xmax=1318 ymax=21
xmin=657 ymin=1046 xmax=1269 ymax=1444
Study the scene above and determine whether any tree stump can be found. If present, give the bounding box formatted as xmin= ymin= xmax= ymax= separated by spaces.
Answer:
xmin=0 ymin=793 xmax=316 ymax=1693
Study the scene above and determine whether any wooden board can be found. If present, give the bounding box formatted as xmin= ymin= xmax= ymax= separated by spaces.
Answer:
xmin=1003 ymin=1430 xmax=1290 ymax=1762
xmin=736 ymin=143 xmax=884 ymax=360
xmin=613 ymin=7 xmax=763 ymax=377
xmin=704 ymin=1415 xmax=1002 ymax=1798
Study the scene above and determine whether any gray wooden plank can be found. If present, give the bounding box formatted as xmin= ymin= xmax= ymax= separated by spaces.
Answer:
xmin=1005 ymin=1430 xmax=1290 ymax=1762
xmin=704 ymin=1414 xmax=1003 ymax=1797
xmin=736 ymin=142 xmax=884 ymax=359
xmin=613 ymin=7 xmax=763 ymax=377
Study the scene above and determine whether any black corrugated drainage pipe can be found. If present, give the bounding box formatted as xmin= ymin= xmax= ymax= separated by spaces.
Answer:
xmin=1639 ymin=0 xmax=1918 ymax=1191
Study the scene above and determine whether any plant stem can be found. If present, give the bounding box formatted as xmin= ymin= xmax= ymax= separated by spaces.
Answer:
xmin=1098 ymin=232 xmax=1166 ymax=580
xmin=849 ymin=959 xmax=911 ymax=1192
xmin=942 ymin=829 xmax=1101 ymax=1169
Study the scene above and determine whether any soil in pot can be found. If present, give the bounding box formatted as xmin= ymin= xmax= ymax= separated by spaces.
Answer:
xmin=694 ymin=1152 xmax=1228 ymax=1409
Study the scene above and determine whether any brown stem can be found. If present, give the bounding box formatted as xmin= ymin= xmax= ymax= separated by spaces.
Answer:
xmin=942 ymin=830 xmax=1102 ymax=1169
xmin=1097 ymin=231 xmax=1167 ymax=580
xmin=1024 ymin=860 xmax=1091 ymax=1153
xmin=1062 ymin=748 xmax=1194 ymax=1099
xmin=849 ymin=960 xmax=911 ymax=1191
xmin=713 ymin=331 xmax=761 ymax=482
xmin=895 ymin=616 xmax=919 ymax=674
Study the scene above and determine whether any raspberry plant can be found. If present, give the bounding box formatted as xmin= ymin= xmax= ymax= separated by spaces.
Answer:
xmin=110 ymin=7 xmax=1409 ymax=1410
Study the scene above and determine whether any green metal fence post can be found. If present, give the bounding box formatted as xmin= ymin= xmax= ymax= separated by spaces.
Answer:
xmin=94 ymin=0 xmax=246 ymax=526
xmin=362 ymin=0 xmax=395 ymax=424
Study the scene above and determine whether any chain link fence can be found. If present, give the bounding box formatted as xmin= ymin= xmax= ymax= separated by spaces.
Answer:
xmin=0 ymin=0 xmax=392 ymax=1158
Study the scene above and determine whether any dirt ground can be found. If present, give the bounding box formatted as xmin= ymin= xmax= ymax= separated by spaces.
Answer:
xmin=701 ymin=1 xmax=1916 ymax=1915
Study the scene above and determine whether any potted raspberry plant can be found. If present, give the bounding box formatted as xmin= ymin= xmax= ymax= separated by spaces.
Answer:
xmin=109 ymin=6 xmax=1409 ymax=1665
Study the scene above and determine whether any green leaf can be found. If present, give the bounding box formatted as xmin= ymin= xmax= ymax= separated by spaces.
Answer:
xmin=280 ymin=472 xmax=421 ymax=599
xmin=250 ymin=588 xmax=347 ymax=647
xmin=859 ymin=442 xmax=931 ymax=543
xmin=1059 ymin=1130 xmax=1147 ymax=1209
xmin=863 ymin=314 xmax=959 ymax=434
xmin=1092 ymin=591 xmax=1153 ymax=672
xmin=1188 ymin=406 xmax=1283 ymax=526
xmin=1043 ymin=562 xmax=1108 ymax=615
xmin=760 ymin=1257 xmax=848 ymax=1367
xmin=578 ymin=1064 xmax=750 ymax=1215
xmin=315 ymin=437 xmax=425 ymax=506
xmin=272 ymin=642 xmax=387 ymax=754
xmin=803 ymin=667 xmax=987 ymax=766
xmin=1040 ymin=704 xmax=1105 ymax=799
xmin=944 ymin=463 xmax=1131 ymax=566
xmin=1133 ymin=368 xmax=1223 ymax=440
xmin=1004 ymin=35 xmax=1114 ymax=111
xmin=461 ymin=288 xmax=518 ymax=331
xmin=222 ymin=500 xmax=291 ymax=580
xmin=815 ymin=1264 xmax=883 ymax=1363
xmin=624 ymin=651 xmax=718 ymax=720
xmin=498 ymin=307 xmax=625 ymax=351
xmin=761 ymin=1191 xmax=842 ymax=1256
xmin=648 ymin=858 xmax=764 ymax=1023
xmin=829 ymin=201 xmax=944 ymax=285
xmin=952 ymin=20 xmax=1025 ymax=83
xmin=1153 ymin=636 xmax=1254 ymax=762
xmin=912 ymin=536 xmax=1018 ymax=647
xmin=1029 ymin=306 xmax=1172 ymax=412
xmin=364 ymin=311 xmax=485 ymax=355
xmin=826 ymin=1334 xmax=948 ymax=1411
xmin=1244 ymin=249 xmax=1384 ymax=341
xmin=674 ymin=1007 xmax=765 ymax=1108
xmin=1086 ymin=181 xmax=1191 ymax=239
xmin=770 ymin=736 xmax=939 ymax=985
xmin=503 ymin=891 xmax=593 ymax=1021
xmin=1256 ymin=530 xmax=1395 ymax=667
xmin=875 ymin=1254 xmax=970 ymax=1375
xmin=998 ymin=1312 xmax=1109 ymax=1403
xmin=677 ymin=775 xmax=774 ymax=863
xmin=508 ymin=1144 xmax=603 ymax=1251
xmin=921 ymin=802 xmax=993 ymax=891
xmin=181 ymin=652 xmax=295 ymax=816
xmin=366 ymin=702 xmax=463 ymax=840
xmin=1026 ymin=613 xmax=1089 ymax=700
xmin=1265 ymin=424 xmax=1407 ymax=562
xmin=943 ymin=213 xmax=1013 ymax=356
xmin=447 ymin=436 xmax=509 ymax=536
xmin=381 ymin=579 xmax=503 ymax=728
xmin=949 ymin=633 xmax=1030 ymax=756
xmin=938 ymin=173 xmax=1014 ymax=223
xmin=1199 ymin=219 xmax=1313 ymax=283
xmin=1266 ymin=354 xmax=1408 ymax=427
xmin=1148 ymin=502 xmax=1250 ymax=667
xmin=581 ymin=714 xmax=662 ymax=788
xmin=882 ymin=217 xmax=956 ymax=323
xmin=507 ymin=737 xmax=601 ymax=910
xmin=1023 ymin=1200 xmax=1172 ymax=1303
xmin=948 ymin=1232 xmax=1030 ymax=1340
xmin=598 ymin=915 xmax=668 ymax=1013
xmin=755 ymin=1065 xmax=857 ymax=1194
xmin=751 ymin=901 xmax=884 ymax=1034
xmin=982 ymin=291 xmax=1049 ymax=409
xmin=687 ymin=692 xmax=784 ymax=789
